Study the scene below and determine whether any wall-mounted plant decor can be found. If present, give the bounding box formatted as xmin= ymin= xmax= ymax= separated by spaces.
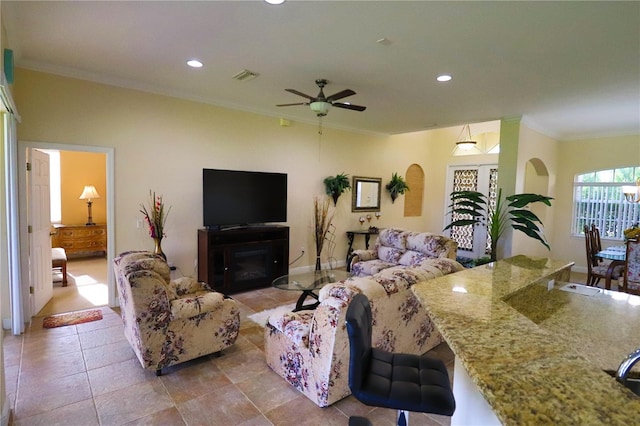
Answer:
xmin=385 ymin=172 xmax=410 ymax=203
xmin=324 ymin=173 xmax=351 ymax=205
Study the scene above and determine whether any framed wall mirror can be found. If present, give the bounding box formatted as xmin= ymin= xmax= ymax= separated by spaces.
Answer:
xmin=352 ymin=176 xmax=382 ymax=212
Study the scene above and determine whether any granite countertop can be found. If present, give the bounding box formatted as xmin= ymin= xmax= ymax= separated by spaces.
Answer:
xmin=412 ymin=255 xmax=640 ymax=425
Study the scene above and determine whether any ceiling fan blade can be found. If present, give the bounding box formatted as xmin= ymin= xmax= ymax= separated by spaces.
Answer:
xmin=276 ymin=102 xmax=308 ymax=107
xmin=332 ymin=102 xmax=366 ymax=112
xmin=326 ymin=89 xmax=356 ymax=102
xmin=285 ymin=88 xmax=315 ymax=101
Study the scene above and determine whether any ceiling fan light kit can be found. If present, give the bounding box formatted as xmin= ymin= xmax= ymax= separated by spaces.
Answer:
xmin=277 ymin=78 xmax=366 ymax=117
xmin=310 ymin=101 xmax=330 ymax=116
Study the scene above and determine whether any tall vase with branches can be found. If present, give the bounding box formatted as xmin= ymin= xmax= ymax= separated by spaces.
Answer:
xmin=313 ymin=196 xmax=334 ymax=271
xmin=140 ymin=190 xmax=171 ymax=260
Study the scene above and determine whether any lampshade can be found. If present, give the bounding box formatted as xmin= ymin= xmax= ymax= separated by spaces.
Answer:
xmin=622 ymin=178 xmax=640 ymax=203
xmin=455 ymin=140 xmax=478 ymax=151
xmin=310 ymin=101 xmax=330 ymax=116
xmin=79 ymin=185 xmax=100 ymax=201
xmin=456 ymin=124 xmax=477 ymax=148
xmin=452 ymin=124 xmax=481 ymax=155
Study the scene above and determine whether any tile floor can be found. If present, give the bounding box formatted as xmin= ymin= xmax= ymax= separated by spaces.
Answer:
xmin=4 ymin=285 xmax=455 ymax=426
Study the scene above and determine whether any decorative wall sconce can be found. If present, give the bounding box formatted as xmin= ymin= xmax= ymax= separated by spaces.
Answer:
xmin=79 ymin=185 xmax=100 ymax=225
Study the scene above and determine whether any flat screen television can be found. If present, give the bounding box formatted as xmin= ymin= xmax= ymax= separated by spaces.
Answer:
xmin=203 ymin=168 xmax=287 ymax=228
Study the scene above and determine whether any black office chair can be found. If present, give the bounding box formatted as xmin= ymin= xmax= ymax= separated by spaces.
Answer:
xmin=345 ymin=294 xmax=455 ymax=426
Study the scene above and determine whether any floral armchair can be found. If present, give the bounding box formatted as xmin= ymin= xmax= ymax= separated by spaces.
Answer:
xmin=113 ymin=251 xmax=240 ymax=375
xmin=264 ymin=256 xmax=464 ymax=407
xmin=350 ymin=228 xmax=459 ymax=277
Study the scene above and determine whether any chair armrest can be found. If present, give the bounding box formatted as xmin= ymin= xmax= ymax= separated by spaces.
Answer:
xmin=169 ymin=276 xmax=207 ymax=297
xmin=350 ymin=249 xmax=379 ymax=271
xmin=351 ymin=249 xmax=378 ymax=262
xmin=170 ymin=291 xmax=225 ymax=320
xmin=268 ymin=310 xmax=314 ymax=347
xmin=417 ymin=257 xmax=465 ymax=275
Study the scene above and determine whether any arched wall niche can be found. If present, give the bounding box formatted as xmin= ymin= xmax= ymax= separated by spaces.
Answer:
xmin=516 ymin=157 xmax=551 ymax=257
xmin=404 ymin=164 xmax=424 ymax=217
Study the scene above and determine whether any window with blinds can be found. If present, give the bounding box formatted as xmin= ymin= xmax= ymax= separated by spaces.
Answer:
xmin=573 ymin=167 xmax=640 ymax=239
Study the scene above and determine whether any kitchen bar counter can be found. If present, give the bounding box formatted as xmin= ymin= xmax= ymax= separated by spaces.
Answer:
xmin=412 ymin=255 xmax=640 ymax=425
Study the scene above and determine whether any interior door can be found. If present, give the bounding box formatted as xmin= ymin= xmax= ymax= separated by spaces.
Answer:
xmin=28 ymin=148 xmax=53 ymax=315
xmin=444 ymin=165 xmax=498 ymax=259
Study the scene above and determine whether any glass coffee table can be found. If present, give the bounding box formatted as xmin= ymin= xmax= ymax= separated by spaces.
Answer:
xmin=273 ymin=269 xmax=351 ymax=311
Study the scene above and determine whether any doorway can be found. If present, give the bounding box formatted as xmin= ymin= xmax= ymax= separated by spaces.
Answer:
xmin=17 ymin=141 xmax=115 ymax=325
xmin=444 ymin=164 xmax=498 ymax=259
xmin=38 ymin=257 xmax=109 ymax=316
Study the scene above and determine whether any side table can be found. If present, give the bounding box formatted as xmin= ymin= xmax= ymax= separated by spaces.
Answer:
xmin=346 ymin=228 xmax=382 ymax=271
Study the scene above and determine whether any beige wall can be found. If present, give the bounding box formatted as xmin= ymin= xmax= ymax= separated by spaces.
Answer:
xmin=552 ymin=135 xmax=640 ymax=271
xmin=511 ymin=124 xmax=558 ymax=258
xmin=1 ymin=6 xmax=9 ymax=423
xmin=60 ymin=151 xmax=107 ymax=225
xmin=13 ymin=68 xmax=640 ymax=278
xmin=15 ymin=68 xmax=476 ymax=274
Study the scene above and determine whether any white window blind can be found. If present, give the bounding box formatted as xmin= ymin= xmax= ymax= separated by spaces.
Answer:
xmin=573 ymin=167 xmax=640 ymax=239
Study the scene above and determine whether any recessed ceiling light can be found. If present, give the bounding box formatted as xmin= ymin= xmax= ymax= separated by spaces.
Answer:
xmin=437 ymin=74 xmax=452 ymax=82
xmin=187 ymin=59 xmax=203 ymax=68
xmin=264 ymin=0 xmax=285 ymax=4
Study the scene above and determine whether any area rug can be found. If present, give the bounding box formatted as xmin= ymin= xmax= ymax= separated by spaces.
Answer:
xmin=247 ymin=303 xmax=296 ymax=327
xmin=43 ymin=309 xmax=103 ymax=329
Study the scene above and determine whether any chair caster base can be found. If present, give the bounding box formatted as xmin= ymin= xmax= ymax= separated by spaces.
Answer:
xmin=348 ymin=416 xmax=372 ymax=426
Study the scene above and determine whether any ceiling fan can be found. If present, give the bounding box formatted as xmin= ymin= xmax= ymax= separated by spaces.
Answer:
xmin=276 ymin=79 xmax=366 ymax=117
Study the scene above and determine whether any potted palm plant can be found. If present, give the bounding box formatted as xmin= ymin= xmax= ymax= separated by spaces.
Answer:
xmin=386 ymin=172 xmax=409 ymax=203
xmin=443 ymin=189 xmax=553 ymax=262
xmin=324 ymin=173 xmax=351 ymax=205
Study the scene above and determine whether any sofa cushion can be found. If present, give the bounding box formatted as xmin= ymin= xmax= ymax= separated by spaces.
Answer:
xmin=378 ymin=246 xmax=404 ymax=263
xmin=377 ymin=228 xmax=409 ymax=249
xmin=352 ymin=259 xmax=397 ymax=277
xmin=418 ymin=258 xmax=465 ymax=276
xmin=398 ymin=250 xmax=428 ymax=267
xmin=406 ymin=232 xmax=455 ymax=258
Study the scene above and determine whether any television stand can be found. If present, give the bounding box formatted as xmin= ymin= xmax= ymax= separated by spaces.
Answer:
xmin=197 ymin=226 xmax=289 ymax=294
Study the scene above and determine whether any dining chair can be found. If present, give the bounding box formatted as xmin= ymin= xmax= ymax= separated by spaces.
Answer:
xmin=621 ymin=239 xmax=640 ymax=295
xmin=591 ymin=224 xmax=603 ymax=258
xmin=584 ymin=224 xmax=623 ymax=287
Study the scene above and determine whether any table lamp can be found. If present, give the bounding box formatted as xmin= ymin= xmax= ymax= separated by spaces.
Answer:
xmin=79 ymin=185 xmax=100 ymax=225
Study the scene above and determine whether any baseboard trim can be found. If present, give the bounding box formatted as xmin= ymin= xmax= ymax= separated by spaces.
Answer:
xmin=572 ymin=265 xmax=587 ymax=274
xmin=1 ymin=396 xmax=10 ymax=426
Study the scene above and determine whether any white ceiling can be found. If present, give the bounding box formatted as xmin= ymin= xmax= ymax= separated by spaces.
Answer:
xmin=3 ymin=1 xmax=639 ymax=139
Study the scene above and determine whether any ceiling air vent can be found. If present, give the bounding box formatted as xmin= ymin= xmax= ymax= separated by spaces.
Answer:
xmin=232 ymin=69 xmax=259 ymax=81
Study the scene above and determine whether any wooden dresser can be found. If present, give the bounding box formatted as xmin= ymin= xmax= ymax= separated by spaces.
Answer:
xmin=54 ymin=224 xmax=107 ymax=258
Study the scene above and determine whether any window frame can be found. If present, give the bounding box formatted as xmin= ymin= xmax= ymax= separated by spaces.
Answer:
xmin=572 ymin=166 xmax=640 ymax=240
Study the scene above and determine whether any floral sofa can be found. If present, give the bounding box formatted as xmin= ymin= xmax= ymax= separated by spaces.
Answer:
xmin=264 ymin=230 xmax=463 ymax=407
xmin=113 ymin=251 xmax=240 ymax=375
xmin=350 ymin=227 xmax=459 ymax=276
